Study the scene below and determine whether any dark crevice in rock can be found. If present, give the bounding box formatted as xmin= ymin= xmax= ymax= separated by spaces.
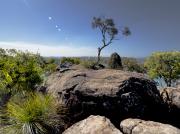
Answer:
xmin=72 ymin=73 xmax=87 ymax=78
xmin=59 ymin=68 xmax=72 ymax=73
xmin=64 ymin=84 xmax=79 ymax=93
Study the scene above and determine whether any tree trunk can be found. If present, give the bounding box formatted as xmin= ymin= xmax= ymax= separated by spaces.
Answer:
xmin=165 ymin=79 xmax=171 ymax=87
xmin=167 ymin=79 xmax=172 ymax=87
xmin=97 ymin=47 xmax=101 ymax=64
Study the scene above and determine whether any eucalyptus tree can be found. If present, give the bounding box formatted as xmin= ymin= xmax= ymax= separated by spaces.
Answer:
xmin=92 ymin=17 xmax=130 ymax=64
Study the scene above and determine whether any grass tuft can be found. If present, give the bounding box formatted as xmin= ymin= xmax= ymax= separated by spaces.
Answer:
xmin=0 ymin=93 xmax=65 ymax=134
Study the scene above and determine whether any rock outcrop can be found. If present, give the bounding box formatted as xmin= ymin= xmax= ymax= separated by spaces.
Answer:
xmin=161 ymin=87 xmax=180 ymax=109
xmin=47 ymin=69 xmax=165 ymax=127
xmin=120 ymin=118 xmax=180 ymax=134
xmin=63 ymin=115 xmax=122 ymax=134
xmin=160 ymin=87 xmax=180 ymax=127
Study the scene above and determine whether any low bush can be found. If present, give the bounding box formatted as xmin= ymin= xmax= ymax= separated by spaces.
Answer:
xmin=80 ymin=60 xmax=96 ymax=69
xmin=44 ymin=63 xmax=57 ymax=74
xmin=122 ymin=58 xmax=145 ymax=73
xmin=60 ymin=57 xmax=81 ymax=65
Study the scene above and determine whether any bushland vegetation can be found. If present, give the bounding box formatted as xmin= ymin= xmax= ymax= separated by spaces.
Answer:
xmin=144 ymin=51 xmax=180 ymax=87
xmin=0 ymin=48 xmax=67 ymax=134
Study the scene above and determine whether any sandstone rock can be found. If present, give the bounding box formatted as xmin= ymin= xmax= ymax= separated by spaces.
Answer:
xmin=47 ymin=69 xmax=165 ymax=126
xmin=56 ymin=62 xmax=73 ymax=72
xmin=120 ymin=118 xmax=180 ymax=134
xmin=160 ymin=87 xmax=180 ymax=127
xmin=108 ymin=52 xmax=122 ymax=69
xmin=160 ymin=87 xmax=180 ymax=109
xmin=60 ymin=62 xmax=73 ymax=68
xmin=63 ymin=115 xmax=122 ymax=134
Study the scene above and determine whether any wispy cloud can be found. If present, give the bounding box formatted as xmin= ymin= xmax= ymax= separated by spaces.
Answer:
xmin=0 ymin=41 xmax=97 ymax=57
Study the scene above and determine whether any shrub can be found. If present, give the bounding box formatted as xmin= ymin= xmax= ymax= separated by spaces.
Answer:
xmin=60 ymin=57 xmax=81 ymax=65
xmin=80 ymin=60 xmax=96 ymax=69
xmin=0 ymin=93 xmax=66 ymax=134
xmin=122 ymin=57 xmax=145 ymax=73
xmin=44 ymin=63 xmax=57 ymax=74
xmin=108 ymin=52 xmax=122 ymax=69
xmin=0 ymin=49 xmax=43 ymax=93
xmin=46 ymin=58 xmax=56 ymax=64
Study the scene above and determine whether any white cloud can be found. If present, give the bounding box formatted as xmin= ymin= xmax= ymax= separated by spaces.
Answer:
xmin=0 ymin=41 xmax=97 ymax=57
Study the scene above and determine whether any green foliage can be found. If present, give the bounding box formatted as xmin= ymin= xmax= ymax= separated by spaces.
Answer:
xmin=80 ymin=60 xmax=96 ymax=69
xmin=144 ymin=51 xmax=180 ymax=87
xmin=44 ymin=64 xmax=57 ymax=74
xmin=122 ymin=58 xmax=145 ymax=73
xmin=46 ymin=58 xmax=56 ymax=64
xmin=108 ymin=52 xmax=122 ymax=69
xmin=0 ymin=49 xmax=43 ymax=93
xmin=92 ymin=17 xmax=119 ymax=38
xmin=43 ymin=58 xmax=57 ymax=74
xmin=60 ymin=57 xmax=81 ymax=65
xmin=0 ymin=93 xmax=64 ymax=134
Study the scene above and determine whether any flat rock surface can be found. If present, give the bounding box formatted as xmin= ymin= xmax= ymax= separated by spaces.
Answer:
xmin=47 ymin=69 xmax=146 ymax=96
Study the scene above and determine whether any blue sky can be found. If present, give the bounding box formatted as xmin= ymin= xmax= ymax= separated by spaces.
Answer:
xmin=0 ymin=0 xmax=180 ymax=57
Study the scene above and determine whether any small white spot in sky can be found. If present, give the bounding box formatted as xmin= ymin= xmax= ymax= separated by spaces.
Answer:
xmin=56 ymin=25 xmax=58 ymax=28
xmin=58 ymin=28 xmax=61 ymax=31
xmin=48 ymin=17 xmax=52 ymax=20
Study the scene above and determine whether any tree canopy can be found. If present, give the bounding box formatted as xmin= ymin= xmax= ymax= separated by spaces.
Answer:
xmin=144 ymin=51 xmax=180 ymax=87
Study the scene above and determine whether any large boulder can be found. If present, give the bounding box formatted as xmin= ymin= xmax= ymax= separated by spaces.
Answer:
xmin=47 ymin=69 xmax=165 ymax=127
xmin=120 ymin=118 xmax=180 ymax=134
xmin=63 ymin=115 xmax=122 ymax=134
xmin=160 ymin=87 xmax=180 ymax=127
